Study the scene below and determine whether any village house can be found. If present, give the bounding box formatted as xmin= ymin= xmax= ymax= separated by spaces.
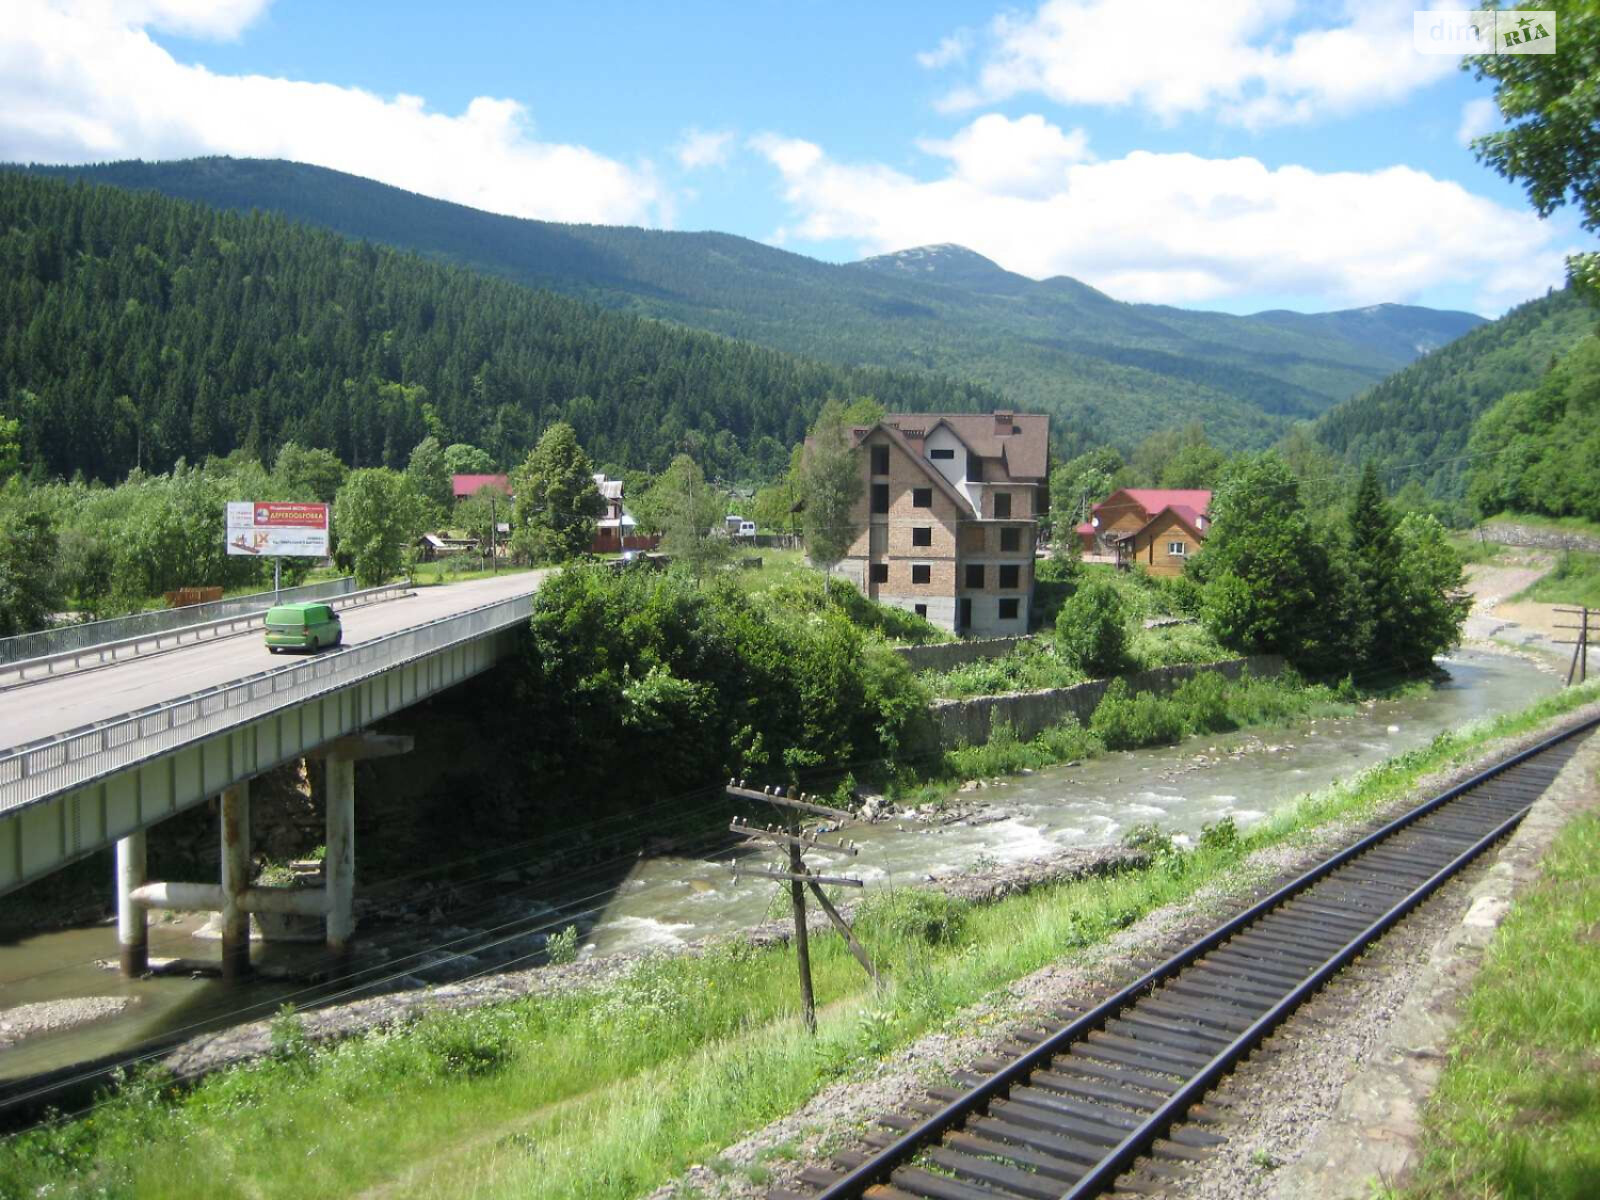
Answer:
xmin=451 ymin=473 xmax=510 ymax=503
xmin=589 ymin=473 xmax=658 ymax=555
xmin=1075 ymin=488 xmax=1211 ymax=577
xmin=833 ymin=410 xmax=1049 ymax=636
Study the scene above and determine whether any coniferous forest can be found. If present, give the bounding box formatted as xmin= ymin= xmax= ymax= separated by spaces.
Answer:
xmin=0 ymin=172 xmax=1000 ymax=484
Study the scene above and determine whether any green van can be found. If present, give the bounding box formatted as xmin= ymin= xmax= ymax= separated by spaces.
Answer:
xmin=264 ymin=602 xmax=343 ymax=653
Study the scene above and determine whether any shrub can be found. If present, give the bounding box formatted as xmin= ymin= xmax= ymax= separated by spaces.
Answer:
xmin=546 ymin=925 xmax=579 ymax=965
xmin=1091 ymin=679 xmax=1185 ymax=749
xmin=1054 ymin=577 xmax=1129 ymax=676
xmin=1198 ymin=816 xmax=1239 ymax=852
xmin=417 ymin=1011 xmax=515 ymax=1078
xmin=855 ymin=889 xmax=969 ymax=947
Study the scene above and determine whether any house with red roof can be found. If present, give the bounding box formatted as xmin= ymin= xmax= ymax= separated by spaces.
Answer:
xmin=451 ymin=473 xmax=511 ymax=502
xmin=1075 ymin=488 xmax=1211 ymax=577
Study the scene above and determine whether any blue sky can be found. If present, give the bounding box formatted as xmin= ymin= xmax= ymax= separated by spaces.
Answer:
xmin=2 ymin=1 xmax=1589 ymax=316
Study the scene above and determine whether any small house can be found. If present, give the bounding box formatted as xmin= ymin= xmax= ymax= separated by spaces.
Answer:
xmin=1075 ymin=488 xmax=1210 ymax=577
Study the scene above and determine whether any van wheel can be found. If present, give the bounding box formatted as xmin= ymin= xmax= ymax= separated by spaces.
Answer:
xmin=332 ymin=631 xmax=343 ymax=647
xmin=269 ymin=646 xmax=280 ymax=654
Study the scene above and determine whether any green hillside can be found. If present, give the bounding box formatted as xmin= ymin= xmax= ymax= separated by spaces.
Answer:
xmin=1315 ymin=287 xmax=1596 ymax=497
xmin=0 ymin=172 xmax=999 ymax=483
xmin=20 ymin=158 xmax=1485 ymax=453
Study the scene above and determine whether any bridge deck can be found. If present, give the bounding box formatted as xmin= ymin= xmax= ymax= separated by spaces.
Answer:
xmin=0 ymin=572 xmax=545 ymax=752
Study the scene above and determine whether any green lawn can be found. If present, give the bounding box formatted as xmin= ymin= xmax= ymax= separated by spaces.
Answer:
xmin=4 ymin=683 xmax=1596 ymax=1200
xmin=1396 ymin=804 xmax=1600 ymax=1199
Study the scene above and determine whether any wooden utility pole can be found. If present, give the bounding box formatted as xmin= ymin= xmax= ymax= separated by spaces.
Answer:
xmin=725 ymin=781 xmax=876 ymax=1034
xmin=1555 ymin=606 xmax=1590 ymax=686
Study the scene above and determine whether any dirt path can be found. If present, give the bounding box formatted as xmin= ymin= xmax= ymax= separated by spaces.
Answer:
xmin=1462 ymin=555 xmax=1566 ymax=661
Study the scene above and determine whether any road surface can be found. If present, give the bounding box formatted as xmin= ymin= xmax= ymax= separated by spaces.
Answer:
xmin=0 ymin=572 xmax=549 ymax=752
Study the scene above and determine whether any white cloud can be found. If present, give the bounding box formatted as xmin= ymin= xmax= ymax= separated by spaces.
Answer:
xmin=1457 ymin=97 xmax=1499 ymax=146
xmin=754 ymin=114 xmax=1573 ymax=312
xmin=675 ymin=127 xmax=734 ymax=170
xmin=918 ymin=113 xmax=1091 ymax=199
xmin=946 ymin=0 xmax=1456 ymax=129
xmin=916 ymin=31 xmax=971 ymax=69
xmin=1 ymin=0 xmax=668 ymax=226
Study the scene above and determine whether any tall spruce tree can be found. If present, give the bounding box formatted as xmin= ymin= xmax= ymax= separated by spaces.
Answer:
xmin=1347 ymin=461 xmax=1398 ymax=664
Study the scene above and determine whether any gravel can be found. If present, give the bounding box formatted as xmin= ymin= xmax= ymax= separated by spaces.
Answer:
xmin=644 ymin=700 xmax=1600 ymax=1200
xmin=0 ymin=997 xmax=131 ymax=1048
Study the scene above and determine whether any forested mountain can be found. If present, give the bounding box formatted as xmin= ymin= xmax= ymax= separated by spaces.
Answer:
xmin=19 ymin=158 xmax=1482 ymax=453
xmin=1467 ymin=334 xmax=1600 ymax=521
xmin=0 ymin=173 xmax=1012 ymax=483
xmin=1315 ymin=287 xmax=1596 ymax=498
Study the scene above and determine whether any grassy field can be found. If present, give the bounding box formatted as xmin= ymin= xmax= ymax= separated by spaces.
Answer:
xmin=1512 ymin=550 xmax=1600 ymax=609
xmin=1395 ymin=806 xmax=1600 ymax=1199
xmin=4 ymin=683 xmax=1595 ymax=1200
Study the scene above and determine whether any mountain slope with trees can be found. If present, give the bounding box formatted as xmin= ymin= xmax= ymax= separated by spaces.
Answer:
xmin=1314 ymin=286 xmax=1595 ymax=498
xmin=0 ymin=171 xmax=999 ymax=483
xmin=19 ymin=158 xmax=1483 ymax=454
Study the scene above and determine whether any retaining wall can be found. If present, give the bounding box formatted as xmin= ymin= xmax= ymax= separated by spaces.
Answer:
xmin=1477 ymin=522 xmax=1600 ymax=554
xmin=930 ymin=654 xmax=1287 ymax=748
xmin=894 ymin=635 xmax=1034 ymax=673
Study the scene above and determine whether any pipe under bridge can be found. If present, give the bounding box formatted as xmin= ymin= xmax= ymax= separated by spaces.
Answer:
xmin=0 ymin=571 xmax=546 ymax=976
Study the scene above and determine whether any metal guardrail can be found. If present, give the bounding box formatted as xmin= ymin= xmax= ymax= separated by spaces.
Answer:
xmin=0 ymin=577 xmax=359 ymax=666
xmin=0 ymin=582 xmax=413 ymax=688
xmin=0 ymin=591 xmax=535 ymax=815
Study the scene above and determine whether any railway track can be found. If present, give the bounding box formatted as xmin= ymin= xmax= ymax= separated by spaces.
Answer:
xmin=783 ymin=716 xmax=1599 ymax=1200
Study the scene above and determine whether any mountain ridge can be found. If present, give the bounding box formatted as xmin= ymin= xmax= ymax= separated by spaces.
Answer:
xmin=16 ymin=157 xmax=1488 ymax=453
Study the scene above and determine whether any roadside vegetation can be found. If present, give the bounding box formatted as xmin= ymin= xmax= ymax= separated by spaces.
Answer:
xmin=1395 ymin=806 xmax=1600 ymax=1200
xmin=3 ymin=683 xmax=1593 ymax=1200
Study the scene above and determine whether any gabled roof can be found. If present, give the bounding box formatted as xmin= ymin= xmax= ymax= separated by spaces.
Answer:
xmin=1098 ymin=488 xmax=1211 ymax=518
xmin=886 ymin=411 xmax=1050 ymax=480
xmin=1131 ymin=503 xmax=1208 ymax=543
xmin=452 ymin=473 xmax=511 ymax=499
xmin=851 ymin=421 xmax=974 ymax=514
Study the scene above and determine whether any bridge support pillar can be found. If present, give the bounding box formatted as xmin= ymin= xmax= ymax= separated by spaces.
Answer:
xmin=313 ymin=733 xmax=412 ymax=956
xmin=115 ymin=830 xmax=148 ymax=977
xmin=219 ymin=781 xmax=251 ymax=981
xmin=325 ymin=754 xmax=356 ymax=955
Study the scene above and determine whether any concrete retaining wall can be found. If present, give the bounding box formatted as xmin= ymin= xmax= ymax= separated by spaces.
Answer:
xmin=931 ymin=654 xmax=1287 ymax=748
xmin=1478 ymin=522 xmax=1600 ymax=553
xmin=894 ymin=635 xmax=1034 ymax=673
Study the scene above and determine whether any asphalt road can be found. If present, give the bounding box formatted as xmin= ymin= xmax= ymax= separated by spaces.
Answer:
xmin=0 ymin=571 xmax=549 ymax=752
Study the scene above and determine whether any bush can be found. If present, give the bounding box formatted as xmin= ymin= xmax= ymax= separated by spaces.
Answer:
xmin=1054 ymin=577 xmax=1129 ymax=677
xmin=855 ymin=889 xmax=969 ymax=947
xmin=1090 ymin=679 xmax=1185 ymax=749
xmin=1198 ymin=816 xmax=1239 ymax=852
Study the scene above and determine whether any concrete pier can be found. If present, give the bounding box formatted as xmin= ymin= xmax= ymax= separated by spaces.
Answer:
xmin=325 ymin=753 xmax=356 ymax=954
xmin=219 ymin=781 xmax=251 ymax=980
xmin=115 ymin=830 xmax=148 ymax=976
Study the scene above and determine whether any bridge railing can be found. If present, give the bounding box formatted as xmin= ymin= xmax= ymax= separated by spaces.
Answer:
xmin=0 ymin=577 xmax=360 ymax=666
xmin=0 ymin=581 xmax=412 ymax=688
xmin=0 ymin=591 xmax=535 ymax=815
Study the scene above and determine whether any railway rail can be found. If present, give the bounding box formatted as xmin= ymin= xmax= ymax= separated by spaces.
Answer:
xmin=784 ymin=715 xmax=1599 ymax=1200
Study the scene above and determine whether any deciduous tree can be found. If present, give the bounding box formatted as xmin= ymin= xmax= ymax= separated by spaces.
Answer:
xmin=333 ymin=468 xmax=425 ymax=587
xmin=510 ymin=422 xmax=603 ymax=563
xmin=800 ymin=399 xmax=864 ymax=573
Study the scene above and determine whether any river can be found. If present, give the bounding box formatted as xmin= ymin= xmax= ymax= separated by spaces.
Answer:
xmin=0 ymin=647 xmax=1559 ymax=1091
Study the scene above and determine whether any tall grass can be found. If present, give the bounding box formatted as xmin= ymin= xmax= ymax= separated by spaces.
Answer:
xmin=1397 ymin=809 xmax=1600 ymax=1200
xmin=4 ymin=684 xmax=1593 ymax=1200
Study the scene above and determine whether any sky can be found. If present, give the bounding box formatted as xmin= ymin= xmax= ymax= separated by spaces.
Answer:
xmin=1 ymin=0 xmax=1590 ymax=317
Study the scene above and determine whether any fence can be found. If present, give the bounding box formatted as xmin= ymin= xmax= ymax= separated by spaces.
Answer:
xmin=0 ymin=577 xmax=359 ymax=666
xmin=0 ymin=591 xmax=534 ymax=815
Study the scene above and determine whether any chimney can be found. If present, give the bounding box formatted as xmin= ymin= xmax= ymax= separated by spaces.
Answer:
xmin=993 ymin=410 xmax=1014 ymax=436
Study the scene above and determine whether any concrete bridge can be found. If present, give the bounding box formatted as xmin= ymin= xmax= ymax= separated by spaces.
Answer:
xmin=0 ymin=571 xmax=547 ymax=977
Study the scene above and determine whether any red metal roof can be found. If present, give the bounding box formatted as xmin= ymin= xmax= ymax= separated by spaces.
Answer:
xmin=452 ymin=474 xmax=511 ymax=499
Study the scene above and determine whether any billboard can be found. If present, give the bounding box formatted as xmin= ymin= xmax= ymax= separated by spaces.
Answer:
xmin=226 ymin=502 xmax=330 ymax=557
